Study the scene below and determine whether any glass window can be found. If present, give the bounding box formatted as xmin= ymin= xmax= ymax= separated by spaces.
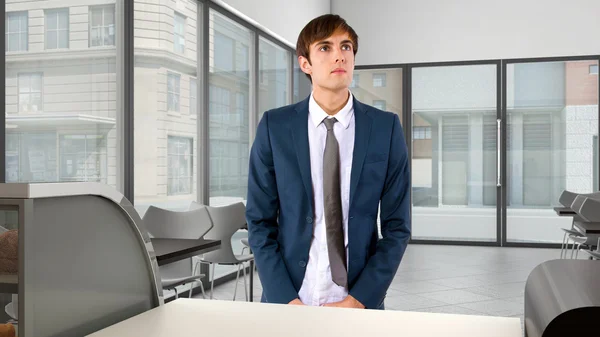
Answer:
xmin=350 ymin=73 xmax=359 ymax=88
xmin=134 ymin=0 xmax=199 ymax=213
xmin=413 ymin=126 xmax=432 ymax=140
xmin=167 ymin=72 xmax=181 ymax=112
xmin=214 ymin=31 xmax=234 ymax=72
xmin=190 ymin=78 xmax=197 ymax=116
xmin=89 ymin=5 xmax=115 ymax=47
xmin=591 ymin=64 xmax=599 ymax=75
xmin=174 ymin=12 xmax=186 ymax=54
xmin=168 ymin=136 xmax=193 ymax=195
xmin=45 ymin=9 xmax=69 ymax=49
xmin=59 ymin=134 xmax=106 ymax=183
xmin=18 ymin=73 xmax=42 ymax=112
xmin=293 ymin=59 xmax=312 ymax=103
xmin=258 ymin=37 xmax=290 ymax=120
xmin=373 ymin=99 xmax=386 ymax=110
xmin=5 ymin=132 xmax=57 ymax=182
xmin=6 ymin=0 xmax=122 ymax=193
xmin=373 ymin=73 xmax=386 ymax=87
xmin=352 ymin=69 xmax=401 ymax=120
xmin=209 ymin=10 xmax=252 ymax=208
xmin=6 ymin=11 xmax=28 ymax=52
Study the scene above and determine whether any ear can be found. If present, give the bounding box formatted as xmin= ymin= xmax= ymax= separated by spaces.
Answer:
xmin=298 ymin=55 xmax=312 ymax=76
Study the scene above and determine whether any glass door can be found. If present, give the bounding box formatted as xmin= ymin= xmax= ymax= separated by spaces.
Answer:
xmin=410 ymin=62 xmax=501 ymax=244
xmin=503 ymin=58 xmax=600 ymax=245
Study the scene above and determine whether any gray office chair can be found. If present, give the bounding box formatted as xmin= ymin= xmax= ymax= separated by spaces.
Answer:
xmin=561 ymin=224 xmax=586 ymax=259
xmin=240 ymin=237 xmax=250 ymax=255
xmin=579 ymin=237 xmax=600 ymax=260
xmin=142 ymin=205 xmax=214 ymax=299
xmin=195 ymin=202 xmax=254 ymax=301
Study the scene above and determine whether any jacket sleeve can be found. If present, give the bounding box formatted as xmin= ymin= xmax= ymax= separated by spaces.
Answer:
xmin=245 ymin=111 xmax=298 ymax=304
xmin=349 ymin=114 xmax=411 ymax=309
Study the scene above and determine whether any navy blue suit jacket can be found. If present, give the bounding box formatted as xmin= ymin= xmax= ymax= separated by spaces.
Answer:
xmin=246 ymin=96 xmax=411 ymax=309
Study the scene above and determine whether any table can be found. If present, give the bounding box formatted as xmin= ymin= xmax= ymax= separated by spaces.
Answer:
xmin=553 ymin=207 xmax=576 ymax=216
xmin=87 ymin=298 xmax=522 ymax=337
xmin=573 ymin=221 xmax=600 ymax=235
xmin=151 ymin=238 xmax=221 ymax=266
xmin=0 ymin=274 xmax=17 ymax=294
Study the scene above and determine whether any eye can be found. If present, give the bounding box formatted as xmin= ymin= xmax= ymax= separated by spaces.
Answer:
xmin=319 ymin=45 xmax=330 ymax=52
xmin=342 ymin=44 xmax=352 ymax=51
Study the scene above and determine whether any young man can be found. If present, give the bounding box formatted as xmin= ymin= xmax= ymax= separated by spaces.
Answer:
xmin=246 ymin=14 xmax=410 ymax=309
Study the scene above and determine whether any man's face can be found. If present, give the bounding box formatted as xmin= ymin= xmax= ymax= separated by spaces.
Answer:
xmin=299 ymin=30 xmax=355 ymax=93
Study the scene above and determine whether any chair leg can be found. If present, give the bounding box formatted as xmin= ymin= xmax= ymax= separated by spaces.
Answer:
xmin=242 ymin=261 xmax=248 ymax=301
xmin=198 ymin=279 xmax=206 ymax=299
xmin=233 ymin=263 xmax=242 ymax=301
xmin=571 ymin=240 xmax=577 ymax=259
xmin=174 ymin=287 xmax=179 ymax=299
xmin=210 ymin=263 xmax=216 ymax=300
xmin=560 ymin=232 xmax=568 ymax=258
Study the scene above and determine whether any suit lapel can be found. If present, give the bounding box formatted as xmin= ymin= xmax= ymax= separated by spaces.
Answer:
xmin=292 ymin=97 xmax=314 ymax=213
xmin=350 ymin=99 xmax=372 ymax=209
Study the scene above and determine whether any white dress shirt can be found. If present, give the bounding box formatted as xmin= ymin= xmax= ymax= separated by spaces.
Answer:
xmin=298 ymin=91 xmax=355 ymax=306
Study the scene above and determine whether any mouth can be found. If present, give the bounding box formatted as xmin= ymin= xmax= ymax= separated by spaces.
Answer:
xmin=331 ymin=69 xmax=346 ymax=74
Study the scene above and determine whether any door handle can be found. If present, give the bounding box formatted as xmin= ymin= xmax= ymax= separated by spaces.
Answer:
xmin=497 ymin=118 xmax=501 ymax=187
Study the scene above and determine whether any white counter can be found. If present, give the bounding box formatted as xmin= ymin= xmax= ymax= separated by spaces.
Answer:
xmin=87 ymin=299 xmax=522 ymax=337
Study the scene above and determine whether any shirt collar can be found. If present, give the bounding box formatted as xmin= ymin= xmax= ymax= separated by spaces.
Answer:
xmin=308 ymin=90 xmax=354 ymax=129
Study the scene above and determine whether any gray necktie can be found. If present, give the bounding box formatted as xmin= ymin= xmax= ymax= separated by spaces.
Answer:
xmin=322 ymin=117 xmax=347 ymax=287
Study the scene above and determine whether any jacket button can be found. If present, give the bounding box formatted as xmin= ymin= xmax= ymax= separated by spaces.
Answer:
xmin=299 ymin=260 xmax=306 ymax=268
xmin=306 ymin=217 xmax=313 ymax=224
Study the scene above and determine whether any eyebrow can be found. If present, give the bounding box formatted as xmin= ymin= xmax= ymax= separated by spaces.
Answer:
xmin=315 ymin=40 xmax=353 ymax=47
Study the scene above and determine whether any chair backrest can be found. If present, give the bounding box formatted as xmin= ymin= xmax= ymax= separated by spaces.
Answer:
xmin=200 ymin=202 xmax=247 ymax=264
xmin=142 ymin=206 xmax=214 ymax=280
xmin=142 ymin=205 xmax=213 ymax=239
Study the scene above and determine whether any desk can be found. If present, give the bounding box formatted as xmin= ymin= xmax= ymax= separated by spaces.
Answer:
xmin=0 ymin=274 xmax=17 ymax=293
xmin=151 ymin=238 xmax=221 ymax=266
xmin=87 ymin=298 xmax=522 ymax=337
xmin=573 ymin=221 xmax=600 ymax=235
xmin=553 ymin=207 xmax=576 ymax=216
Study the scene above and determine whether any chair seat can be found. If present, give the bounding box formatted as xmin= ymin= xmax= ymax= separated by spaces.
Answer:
xmin=241 ymin=238 xmax=249 ymax=247
xmin=562 ymin=228 xmax=584 ymax=236
xmin=199 ymin=254 xmax=254 ymax=265
xmin=235 ymin=254 xmax=254 ymax=263
xmin=569 ymin=235 xmax=589 ymax=244
xmin=162 ymin=274 xmax=205 ymax=289
xmin=580 ymin=250 xmax=600 ymax=259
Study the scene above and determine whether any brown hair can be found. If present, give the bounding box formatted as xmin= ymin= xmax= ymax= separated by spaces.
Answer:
xmin=296 ymin=14 xmax=358 ymax=82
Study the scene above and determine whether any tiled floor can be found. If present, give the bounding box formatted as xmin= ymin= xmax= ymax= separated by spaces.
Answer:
xmin=194 ymin=244 xmax=563 ymax=335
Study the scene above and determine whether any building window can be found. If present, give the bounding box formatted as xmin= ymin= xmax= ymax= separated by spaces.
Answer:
xmin=214 ymin=32 xmax=234 ymax=72
xmin=45 ymin=9 xmax=69 ymax=49
xmin=190 ymin=78 xmax=197 ymax=116
xmin=591 ymin=65 xmax=599 ymax=75
xmin=6 ymin=12 xmax=28 ymax=52
xmin=373 ymin=73 xmax=386 ymax=87
xmin=413 ymin=126 xmax=432 ymax=140
xmin=174 ymin=13 xmax=186 ymax=54
xmin=167 ymin=72 xmax=181 ymax=112
xmin=59 ymin=134 xmax=106 ymax=183
xmin=350 ymin=74 xmax=359 ymax=88
xmin=89 ymin=5 xmax=115 ymax=47
xmin=373 ymin=99 xmax=386 ymax=110
xmin=209 ymin=85 xmax=231 ymax=125
xmin=168 ymin=136 xmax=193 ymax=195
xmin=18 ymin=73 xmax=43 ymax=112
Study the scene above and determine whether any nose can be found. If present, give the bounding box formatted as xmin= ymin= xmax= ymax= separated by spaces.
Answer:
xmin=334 ymin=46 xmax=345 ymax=64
